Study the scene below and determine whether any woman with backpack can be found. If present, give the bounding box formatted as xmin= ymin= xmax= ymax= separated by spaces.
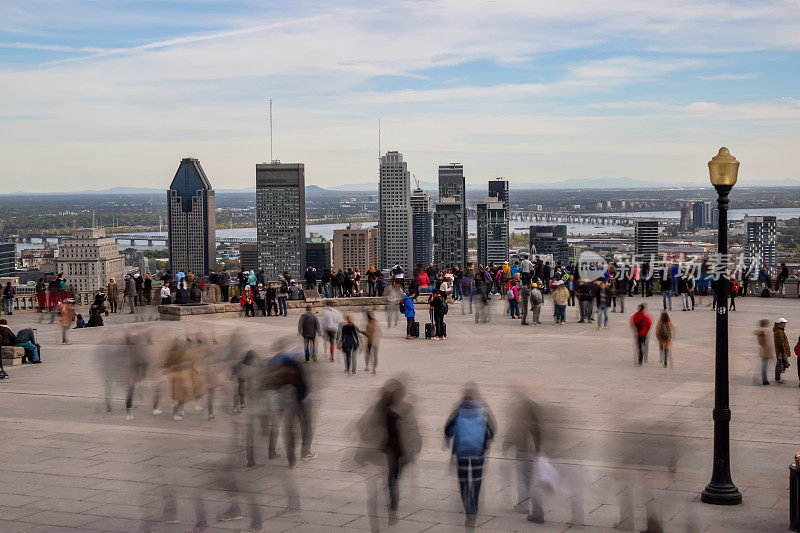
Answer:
xmin=444 ymin=383 xmax=497 ymax=528
xmin=655 ymin=311 xmax=674 ymax=367
xmin=506 ymin=282 xmax=519 ymax=319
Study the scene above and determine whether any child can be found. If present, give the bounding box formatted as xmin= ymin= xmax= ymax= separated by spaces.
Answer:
xmin=74 ymin=314 xmax=86 ymax=329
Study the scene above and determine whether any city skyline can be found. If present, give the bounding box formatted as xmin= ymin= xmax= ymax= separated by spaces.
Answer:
xmin=1 ymin=2 xmax=799 ymax=191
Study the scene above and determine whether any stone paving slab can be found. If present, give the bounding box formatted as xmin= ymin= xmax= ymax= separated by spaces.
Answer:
xmin=1 ymin=294 xmax=799 ymax=531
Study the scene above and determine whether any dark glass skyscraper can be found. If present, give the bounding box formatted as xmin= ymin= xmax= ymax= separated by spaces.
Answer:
xmin=256 ymin=162 xmax=306 ymax=281
xmin=477 ymin=198 xmax=508 ymax=267
xmin=488 ymin=178 xmax=509 ymax=210
xmin=438 ymin=163 xmax=467 ymax=264
xmin=167 ymin=157 xmax=216 ymax=275
xmin=410 ymin=186 xmax=432 ymax=268
xmin=529 ymin=225 xmax=569 ymax=266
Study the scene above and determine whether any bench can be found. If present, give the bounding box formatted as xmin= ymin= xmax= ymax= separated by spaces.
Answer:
xmin=1 ymin=346 xmax=25 ymax=366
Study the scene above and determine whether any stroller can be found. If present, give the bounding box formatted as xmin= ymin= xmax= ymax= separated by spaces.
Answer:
xmin=91 ymin=293 xmax=109 ymax=316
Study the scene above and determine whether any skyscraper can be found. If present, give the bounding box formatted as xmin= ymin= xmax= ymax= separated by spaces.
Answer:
xmin=434 ymin=198 xmax=465 ymax=268
xmin=476 ymin=198 xmax=508 ymax=267
xmin=744 ymin=215 xmax=777 ymax=277
xmin=0 ymin=242 xmax=15 ymax=277
xmin=692 ymin=201 xmax=714 ymax=229
xmin=679 ymin=203 xmax=692 ymax=231
xmin=306 ymin=233 xmax=333 ymax=271
xmin=410 ymin=186 xmax=432 ymax=268
xmin=379 ymin=151 xmax=413 ymax=271
xmin=529 ymin=225 xmax=569 ymax=266
xmin=634 ymin=220 xmax=659 ymax=262
xmin=54 ymin=228 xmax=124 ymax=292
xmin=438 ymin=163 xmax=468 ymax=264
xmin=256 ymin=162 xmax=305 ymax=280
xmin=167 ymin=157 xmax=216 ymax=275
xmin=333 ymin=223 xmax=379 ymax=272
xmin=488 ymin=178 xmax=509 ymax=210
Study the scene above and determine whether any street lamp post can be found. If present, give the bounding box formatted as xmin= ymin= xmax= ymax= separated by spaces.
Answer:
xmin=701 ymin=147 xmax=743 ymax=505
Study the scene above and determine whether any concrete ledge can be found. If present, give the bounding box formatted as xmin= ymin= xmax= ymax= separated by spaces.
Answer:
xmin=1 ymin=346 xmax=25 ymax=366
xmin=158 ymin=297 xmax=391 ymax=321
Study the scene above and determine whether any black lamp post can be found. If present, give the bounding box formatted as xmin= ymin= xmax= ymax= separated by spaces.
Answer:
xmin=701 ymin=147 xmax=743 ymax=505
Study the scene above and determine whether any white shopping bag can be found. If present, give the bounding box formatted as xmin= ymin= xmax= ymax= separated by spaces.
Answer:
xmin=533 ymin=455 xmax=560 ymax=493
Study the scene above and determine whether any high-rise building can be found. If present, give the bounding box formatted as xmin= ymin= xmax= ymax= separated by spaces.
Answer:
xmin=434 ymin=198 xmax=465 ymax=267
xmin=54 ymin=228 xmax=124 ymax=292
xmin=379 ymin=151 xmax=413 ymax=271
xmin=488 ymin=178 xmax=509 ymax=210
xmin=744 ymin=215 xmax=777 ymax=278
xmin=634 ymin=220 xmax=659 ymax=262
xmin=0 ymin=242 xmax=15 ymax=277
xmin=256 ymin=162 xmax=306 ymax=280
xmin=692 ymin=201 xmax=714 ymax=229
xmin=239 ymin=243 xmax=258 ymax=272
xmin=476 ymin=198 xmax=508 ymax=267
xmin=438 ymin=163 xmax=468 ymax=264
xmin=410 ymin=186 xmax=432 ymax=268
xmin=529 ymin=225 xmax=569 ymax=266
xmin=679 ymin=203 xmax=692 ymax=231
xmin=306 ymin=233 xmax=333 ymax=271
xmin=167 ymin=157 xmax=216 ymax=276
xmin=333 ymin=223 xmax=378 ymax=272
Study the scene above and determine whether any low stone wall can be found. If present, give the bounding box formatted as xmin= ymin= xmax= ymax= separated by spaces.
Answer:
xmin=158 ymin=296 xmax=391 ymax=321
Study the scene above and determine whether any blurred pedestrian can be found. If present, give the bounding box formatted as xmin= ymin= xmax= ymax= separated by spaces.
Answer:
xmin=755 ymin=319 xmax=773 ymax=385
xmin=340 ymin=314 xmax=360 ymax=374
xmin=124 ymin=273 xmax=137 ymax=314
xmin=321 ymin=300 xmax=343 ymax=361
xmin=59 ymin=298 xmax=75 ymax=344
xmin=655 ymin=312 xmax=674 ymax=367
xmin=359 ymin=311 xmax=381 ymax=374
xmin=630 ymin=304 xmax=652 ymax=365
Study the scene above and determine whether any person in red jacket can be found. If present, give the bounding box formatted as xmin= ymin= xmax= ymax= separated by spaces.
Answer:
xmin=630 ymin=303 xmax=652 ymax=365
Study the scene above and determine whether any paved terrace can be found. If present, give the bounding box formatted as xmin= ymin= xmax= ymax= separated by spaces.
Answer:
xmin=0 ymin=293 xmax=798 ymax=532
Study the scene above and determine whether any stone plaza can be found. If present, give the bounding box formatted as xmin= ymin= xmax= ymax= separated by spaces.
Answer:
xmin=0 ymin=293 xmax=798 ymax=532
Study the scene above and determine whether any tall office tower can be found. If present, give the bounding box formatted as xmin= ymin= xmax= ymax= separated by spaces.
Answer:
xmin=679 ymin=203 xmax=692 ymax=231
xmin=476 ymin=198 xmax=509 ymax=267
xmin=488 ymin=178 xmax=509 ymax=210
xmin=744 ymin=215 xmax=777 ymax=277
xmin=692 ymin=200 xmax=714 ymax=229
xmin=167 ymin=157 xmax=217 ymax=275
xmin=379 ymin=151 xmax=413 ymax=271
xmin=529 ymin=225 xmax=569 ymax=266
xmin=256 ymin=162 xmax=306 ymax=280
xmin=711 ymin=208 xmax=719 ymax=229
xmin=433 ymin=198 xmax=465 ymax=267
xmin=54 ymin=228 xmax=124 ymax=292
xmin=306 ymin=233 xmax=333 ymax=270
xmin=634 ymin=220 xmax=659 ymax=262
xmin=333 ymin=223 xmax=379 ymax=272
xmin=0 ymin=242 xmax=14 ymax=277
xmin=438 ymin=163 xmax=468 ymax=263
xmin=410 ymin=186 xmax=432 ymax=268
xmin=239 ymin=243 xmax=258 ymax=272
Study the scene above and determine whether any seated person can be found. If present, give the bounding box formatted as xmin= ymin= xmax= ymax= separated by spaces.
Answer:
xmin=74 ymin=314 xmax=86 ymax=328
xmin=14 ymin=326 xmax=40 ymax=363
xmin=87 ymin=309 xmax=104 ymax=327
xmin=189 ymin=284 xmax=202 ymax=303
xmin=175 ymin=287 xmax=190 ymax=304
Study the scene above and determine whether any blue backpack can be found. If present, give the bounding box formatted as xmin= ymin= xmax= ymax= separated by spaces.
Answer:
xmin=453 ymin=407 xmax=486 ymax=456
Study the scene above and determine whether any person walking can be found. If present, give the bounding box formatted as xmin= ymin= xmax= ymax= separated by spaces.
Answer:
xmin=773 ymin=318 xmax=790 ymax=384
xmin=274 ymin=356 xmax=316 ymax=467
xmin=124 ymin=273 xmax=137 ymax=314
xmin=403 ymin=292 xmax=416 ymax=339
xmin=359 ymin=311 xmax=381 ymax=373
xmin=655 ymin=312 xmax=674 ymax=367
xmin=729 ymin=277 xmax=739 ymax=311
xmin=597 ymin=281 xmax=610 ymax=330
xmin=661 ymin=274 xmax=672 ymax=311
xmin=444 ymin=383 xmax=497 ymax=528
xmin=755 ymin=319 xmax=774 ymax=385
xmin=340 ymin=314 xmax=360 ymax=374
xmin=630 ymin=304 xmax=652 ymax=366
xmin=59 ymin=298 xmax=75 ymax=344
xmin=321 ymin=300 xmax=343 ymax=361
xmin=519 ymin=284 xmax=531 ymax=325
xmin=298 ymin=305 xmax=320 ymax=362
xmin=530 ymin=283 xmax=543 ymax=325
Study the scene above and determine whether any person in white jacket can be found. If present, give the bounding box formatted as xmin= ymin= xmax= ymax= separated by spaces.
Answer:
xmin=320 ymin=301 xmax=343 ymax=362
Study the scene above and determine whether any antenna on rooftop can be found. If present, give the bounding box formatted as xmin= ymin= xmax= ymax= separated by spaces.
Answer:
xmin=412 ymin=173 xmax=420 ymax=190
xmin=269 ymin=99 xmax=273 ymax=163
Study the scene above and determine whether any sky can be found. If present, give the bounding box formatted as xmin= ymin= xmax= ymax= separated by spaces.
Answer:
xmin=1 ymin=0 xmax=799 ymax=191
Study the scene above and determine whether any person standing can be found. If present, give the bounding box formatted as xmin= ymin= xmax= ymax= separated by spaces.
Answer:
xmin=661 ymin=274 xmax=672 ymax=311
xmin=403 ymin=292 xmax=416 ymax=339
xmin=756 ymin=319 xmax=774 ymax=385
xmin=124 ymin=273 xmax=137 ymax=314
xmin=530 ymin=283 xmax=543 ymax=325
xmin=340 ymin=314 xmax=360 ymax=374
xmin=655 ymin=312 xmax=674 ymax=367
xmin=107 ymin=278 xmax=118 ymax=313
xmin=773 ymin=318 xmax=790 ymax=384
xmin=613 ymin=274 xmax=627 ymax=313
xmin=219 ymin=269 xmax=231 ymax=302
xmin=519 ymin=284 xmax=531 ymax=325
xmin=276 ymin=277 xmax=289 ymax=316
xmin=133 ymin=271 xmax=144 ymax=306
xmin=551 ymin=280 xmax=569 ymax=325
xmin=432 ymin=290 xmax=448 ymax=340
xmin=630 ymin=304 xmax=652 ymax=366
xmin=240 ymin=286 xmax=255 ymax=317
xmin=35 ymin=279 xmax=47 ymax=313
xmin=366 ymin=266 xmax=377 ymax=297
xmin=597 ymin=281 xmax=611 ymax=330
xmin=3 ymin=281 xmax=15 ymax=315
xmin=298 ymin=305 xmax=320 ymax=362
xmin=444 ymin=383 xmax=497 ymax=528
xmin=304 ymin=266 xmax=317 ymax=291
xmin=506 ymin=283 xmax=520 ymax=319
xmin=144 ymin=273 xmax=153 ymax=305
xmin=208 ymin=269 xmax=220 ymax=303
xmin=59 ymin=298 xmax=75 ymax=344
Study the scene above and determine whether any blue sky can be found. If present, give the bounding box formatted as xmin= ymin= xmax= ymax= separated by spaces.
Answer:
xmin=1 ymin=0 xmax=799 ymax=191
